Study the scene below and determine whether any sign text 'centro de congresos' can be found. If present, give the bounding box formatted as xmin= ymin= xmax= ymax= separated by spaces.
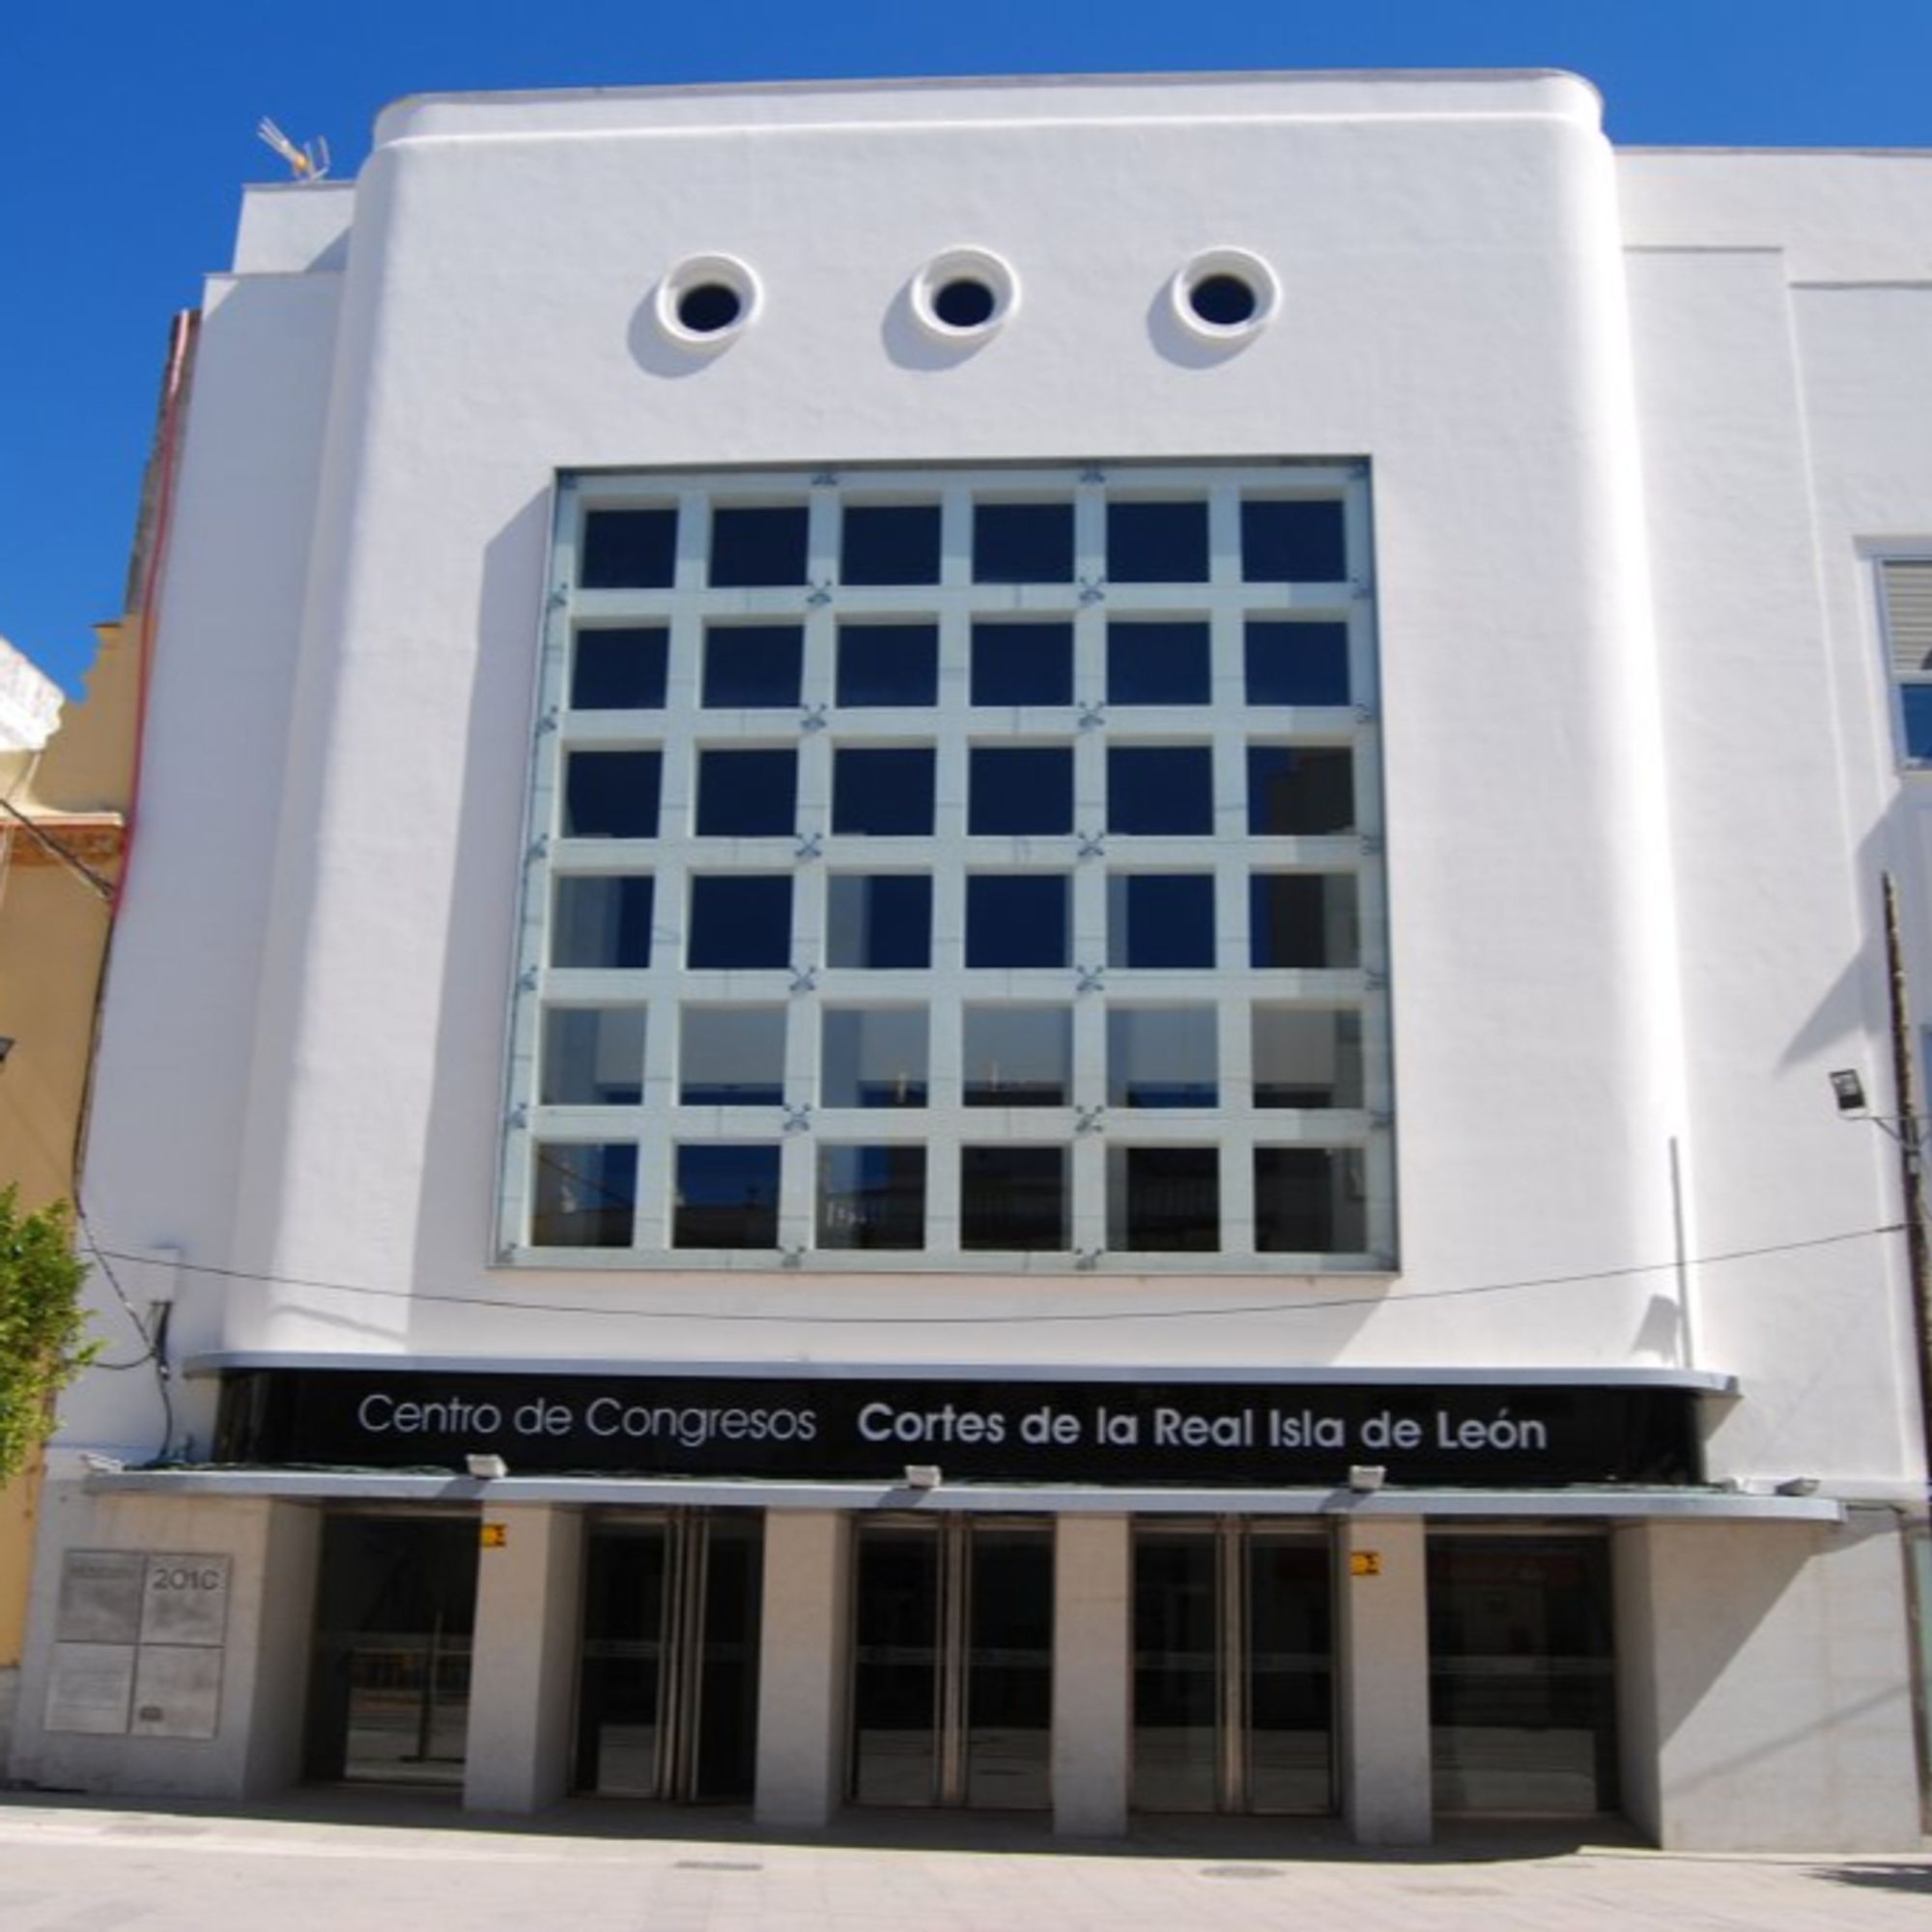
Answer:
xmin=214 ymin=1370 xmax=1701 ymax=1487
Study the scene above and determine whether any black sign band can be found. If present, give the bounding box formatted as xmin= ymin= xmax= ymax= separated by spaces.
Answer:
xmin=214 ymin=1369 xmax=1701 ymax=1488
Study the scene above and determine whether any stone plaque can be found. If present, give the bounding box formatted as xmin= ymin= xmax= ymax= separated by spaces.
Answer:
xmin=55 ymin=1549 xmax=145 ymax=1643
xmin=44 ymin=1641 xmax=136 ymax=1734
xmin=139 ymin=1553 xmax=232 ymax=1645
xmin=128 ymin=1644 xmax=223 ymax=1740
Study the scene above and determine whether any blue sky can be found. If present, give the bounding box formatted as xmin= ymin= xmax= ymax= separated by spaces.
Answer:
xmin=5 ymin=1 xmax=1929 ymax=693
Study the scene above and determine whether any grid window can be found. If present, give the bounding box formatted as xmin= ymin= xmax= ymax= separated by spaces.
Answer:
xmin=1881 ymin=559 xmax=1932 ymax=763
xmin=552 ymin=875 xmax=653 ymax=969
xmin=696 ymin=748 xmax=796 ymax=838
xmin=532 ymin=1142 xmax=638 ymax=1247
xmin=972 ymin=620 xmax=1073 ymax=706
xmin=674 ymin=1145 xmax=781 ymax=1248
xmin=513 ymin=465 xmax=1388 ymax=1267
xmin=679 ymin=1006 xmax=786 ymax=1106
xmin=1108 ymin=621 xmax=1210 ymax=706
xmin=963 ymin=1006 xmax=1072 ymax=1107
xmin=822 ymin=1008 xmax=928 ymax=1109
xmin=1108 ymin=1008 xmax=1217 ymax=1109
xmin=581 ymin=508 xmax=676 ymax=589
xmin=572 ymin=627 xmax=668 ymax=710
xmin=1108 ymin=1146 xmax=1219 ymax=1251
xmin=703 ymin=625 xmax=804 ymax=708
xmin=1247 ymin=747 xmax=1355 ymax=835
xmin=974 ymin=501 xmax=1074 ymax=582
xmin=826 ymin=874 xmax=932 ymax=969
xmin=841 ymin=503 xmax=942 ymax=584
xmin=967 ymin=874 xmax=1069 ymax=968
xmin=818 ymin=1147 xmax=927 ymax=1250
xmin=563 ymin=751 xmax=661 ymax=838
xmin=1109 ymin=746 xmax=1214 ymax=836
xmin=962 ymin=1147 xmax=1069 ymax=1250
xmin=1108 ymin=874 xmax=1215 ymax=969
xmin=834 ymin=747 xmax=935 ymax=836
xmin=838 ymin=623 xmax=939 ymax=707
xmin=541 ymin=1008 xmax=646 ymax=1106
xmin=687 ymin=875 xmax=792 ymax=969
xmin=970 ymin=747 xmax=1073 ymax=835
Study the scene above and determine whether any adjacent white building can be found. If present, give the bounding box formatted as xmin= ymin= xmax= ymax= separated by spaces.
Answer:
xmin=10 ymin=70 xmax=1929 ymax=1850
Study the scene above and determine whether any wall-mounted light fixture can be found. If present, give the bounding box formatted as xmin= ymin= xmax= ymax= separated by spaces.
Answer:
xmin=466 ymin=1452 xmax=508 ymax=1481
xmin=904 ymin=1464 xmax=942 ymax=1491
xmin=1829 ymin=1068 xmax=1868 ymax=1114
xmin=1348 ymin=1463 xmax=1386 ymax=1493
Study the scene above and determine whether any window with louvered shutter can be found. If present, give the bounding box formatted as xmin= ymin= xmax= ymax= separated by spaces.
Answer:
xmin=1881 ymin=558 xmax=1932 ymax=762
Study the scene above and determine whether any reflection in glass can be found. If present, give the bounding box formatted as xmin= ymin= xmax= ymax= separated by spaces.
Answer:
xmin=552 ymin=875 xmax=653 ymax=969
xmin=1247 ymin=1537 xmax=1333 ymax=1812
xmin=1108 ymin=1008 xmax=1217 ymax=1109
xmin=1244 ymin=621 xmax=1350 ymax=706
xmin=1108 ymin=621 xmax=1210 ymax=705
xmin=1428 ymin=1538 xmax=1616 ymax=1816
xmin=826 ymin=874 xmax=931 ymax=969
xmin=973 ymin=501 xmax=1073 ymax=583
xmin=838 ymin=623 xmax=939 ymax=707
xmin=833 ymin=747 xmax=936 ymax=836
xmin=573 ymin=626 xmax=668 ymax=710
xmin=1107 ymin=499 xmax=1209 ymax=582
xmin=817 ymin=1146 xmax=927 ymax=1250
xmin=541 ymin=1007 xmax=645 ymax=1105
xmin=1108 ymin=746 xmax=1214 ymax=835
xmin=576 ymin=1526 xmax=667 ymax=1795
xmin=1249 ymin=873 xmax=1359 ymax=968
xmin=679 ymin=1006 xmax=784 ymax=1105
xmin=1109 ymin=1146 xmax=1219 ymax=1251
xmin=1255 ymin=1148 xmax=1367 ymax=1254
xmin=1242 ymin=497 xmax=1346 ymax=582
xmin=1246 ymin=746 xmax=1355 ymax=835
xmin=851 ymin=1528 xmax=940 ymax=1804
xmin=673 ymin=1144 xmax=781 ymax=1249
xmin=306 ymin=1518 xmax=477 ymax=1785
xmin=1132 ymin=1531 xmax=1218 ymax=1812
xmin=581 ymin=507 xmax=677 ymax=588
xmin=965 ymin=874 xmax=1068 ymax=967
xmin=1253 ymin=1008 xmax=1363 ymax=1109
xmin=962 ymin=1006 xmax=1071 ymax=1107
xmin=702 ymin=625 xmax=804 ymax=708
xmin=961 ymin=1146 xmax=1068 ymax=1250
xmin=695 ymin=748 xmax=796 ymax=837
xmin=972 ymin=621 xmax=1073 ymax=705
xmin=1107 ymin=873 xmax=1215 ymax=969
xmin=687 ymin=875 xmax=792 ymax=969
xmin=969 ymin=747 xmax=1072 ymax=835
xmin=532 ymin=1142 xmax=637 ymax=1247
xmin=709 ymin=504 xmax=808 ymax=586
xmin=966 ymin=1530 xmax=1052 ymax=1809
xmin=842 ymin=503 xmax=942 ymax=584
xmin=821 ymin=1008 xmax=926 ymax=1108
xmin=564 ymin=750 xmax=661 ymax=838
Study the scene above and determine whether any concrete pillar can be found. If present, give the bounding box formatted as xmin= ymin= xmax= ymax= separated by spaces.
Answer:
xmin=753 ymin=1510 xmax=849 ymax=1829
xmin=240 ymin=1500 xmax=320 ymax=1795
xmin=464 ymin=1504 xmax=582 ymax=1814
xmin=1336 ymin=1513 xmax=1431 ymax=1844
xmin=1052 ymin=1512 xmax=1130 ymax=1835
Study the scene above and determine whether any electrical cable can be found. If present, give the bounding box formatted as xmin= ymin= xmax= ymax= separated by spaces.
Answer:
xmin=82 ymin=1219 xmax=1904 ymax=1330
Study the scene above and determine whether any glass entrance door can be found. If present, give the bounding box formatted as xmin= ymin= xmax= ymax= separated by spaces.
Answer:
xmin=849 ymin=1519 xmax=1052 ymax=1809
xmin=1428 ymin=1535 xmax=1616 ymax=1816
xmin=1132 ymin=1522 xmax=1333 ymax=1814
xmin=305 ymin=1516 xmax=478 ymax=1785
xmin=575 ymin=1512 xmax=762 ymax=1803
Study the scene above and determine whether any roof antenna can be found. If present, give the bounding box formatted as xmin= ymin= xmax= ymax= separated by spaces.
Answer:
xmin=257 ymin=117 xmax=331 ymax=183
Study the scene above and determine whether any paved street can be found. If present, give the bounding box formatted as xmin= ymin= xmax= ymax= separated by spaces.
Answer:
xmin=0 ymin=1793 xmax=1927 ymax=1930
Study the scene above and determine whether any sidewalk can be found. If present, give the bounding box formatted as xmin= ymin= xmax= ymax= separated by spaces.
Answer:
xmin=0 ymin=1788 xmax=1926 ymax=1930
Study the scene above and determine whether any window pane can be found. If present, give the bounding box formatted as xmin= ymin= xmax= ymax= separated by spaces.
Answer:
xmin=1107 ymin=621 xmax=1210 ymax=706
xmin=553 ymin=875 xmax=653 ymax=968
xmin=673 ymin=1144 xmax=781 ymax=1248
xmin=961 ymin=1147 xmax=1068 ymax=1250
xmin=966 ymin=875 xmax=1069 ymax=968
xmin=563 ymin=750 xmax=661 ymax=838
xmin=1247 ymin=747 xmax=1355 ymax=834
xmin=1107 ymin=499 xmax=1208 ymax=583
xmin=688 ymin=876 xmax=792 ymax=969
xmin=834 ymin=747 xmax=935 ymax=836
xmin=963 ymin=1006 xmax=1071 ymax=1107
xmin=818 ymin=1146 xmax=927 ymax=1250
xmin=1243 ymin=498 xmax=1346 ymax=583
xmin=709 ymin=504 xmax=808 ymax=587
xmin=703 ymin=625 xmax=804 ymax=708
xmin=696 ymin=748 xmax=796 ymax=837
xmin=581 ymin=508 xmax=676 ymax=589
xmin=573 ymin=627 xmax=668 ymax=710
xmin=1250 ymin=874 xmax=1359 ymax=968
xmin=532 ymin=1142 xmax=637 ymax=1246
xmin=1904 ymin=684 xmax=1932 ymax=760
xmin=1107 ymin=874 xmax=1215 ymax=969
xmin=1255 ymin=1148 xmax=1367 ymax=1252
xmin=1108 ymin=1147 xmax=1219 ymax=1251
xmin=1245 ymin=621 xmax=1350 ymax=706
xmin=838 ymin=623 xmax=938 ymax=707
xmin=841 ymin=503 xmax=941 ymax=585
xmin=973 ymin=501 xmax=1074 ymax=583
xmin=1108 ymin=1008 xmax=1217 ymax=1108
xmin=1108 ymin=746 xmax=1213 ymax=835
xmin=969 ymin=747 xmax=1072 ymax=835
xmin=1253 ymin=1008 xmax=1364 ymax=1108
xmin=679 ymin=1006 xmax=785 ymax=1105
xmin=541 ymin=1008 xmax=646 ymax=1105
xmin=826 ymin=874 xmax=932 ymax=969
xmin=971 ymin=621 xmax=1073 ymax=705
xmin=822 ymin=1008 xmax=928 ymax=1108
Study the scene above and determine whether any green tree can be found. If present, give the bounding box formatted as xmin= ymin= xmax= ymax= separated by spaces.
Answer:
xmin=0 ymin=1189 xmax=98 ymax=1482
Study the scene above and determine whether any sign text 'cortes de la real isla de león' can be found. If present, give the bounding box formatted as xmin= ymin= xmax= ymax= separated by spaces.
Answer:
xmin=214 ymin=1369 xmax=1700 ymax=1487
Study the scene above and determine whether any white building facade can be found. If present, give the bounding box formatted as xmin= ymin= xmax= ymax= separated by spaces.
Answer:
xmin=10 ymin=71 xmax=1930 ymax=1849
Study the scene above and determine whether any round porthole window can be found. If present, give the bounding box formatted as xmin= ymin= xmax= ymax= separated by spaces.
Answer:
xmin=911 ymin=247 xmax=1018 ymax=343
xmin=1171 ymin=248 xmax=1279 ymax=343
xmin=656 ymin=254 xmax=761 ymax=349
